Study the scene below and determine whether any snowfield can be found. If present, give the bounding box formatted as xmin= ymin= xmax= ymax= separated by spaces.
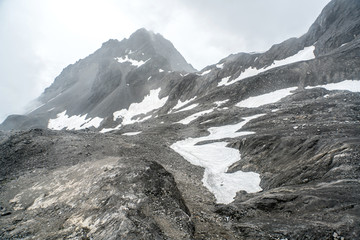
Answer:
xmin=48 ymin=111 xmax=103 ymax=130
xmin=171 ymin=114 xmax=265 ymax=204
xmin=99 ymin=88 xmax=168 ymax=133
xmin=305 ymin=80 xmax=360 ymax=92
xmin=113 ymin=88 xmax=168 ymax=125
xmin=236 ymin=87 xmax=297 ymax=108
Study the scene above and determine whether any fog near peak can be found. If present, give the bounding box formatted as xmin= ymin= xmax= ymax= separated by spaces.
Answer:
xmin=0 ymin=0 xmax=330 ymax=122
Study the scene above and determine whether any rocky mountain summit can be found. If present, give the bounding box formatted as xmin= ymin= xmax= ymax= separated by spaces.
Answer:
xmin=1 ymin=0 xmax=360 ymax=239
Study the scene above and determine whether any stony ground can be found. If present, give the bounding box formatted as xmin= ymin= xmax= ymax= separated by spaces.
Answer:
xmin=1 ymin=87 xmax=359 ymax=239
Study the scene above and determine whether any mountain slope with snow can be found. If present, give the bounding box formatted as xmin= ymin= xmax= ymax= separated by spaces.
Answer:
xmin=1 ymin=0 xmax=360 ymax=239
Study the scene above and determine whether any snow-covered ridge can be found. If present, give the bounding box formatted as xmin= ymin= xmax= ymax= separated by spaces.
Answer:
xmin=115 ymin=55 xmax=150 ymax=67
xmin=171 ymin=114 xmax=265 ymax=204
xmin=220 ymin=46 xmax=316 ymax=86
xmin=48 ymin=111 xmax=103 ymax=130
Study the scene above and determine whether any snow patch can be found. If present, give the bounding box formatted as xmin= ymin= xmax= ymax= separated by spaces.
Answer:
xmin=305 ymin=80 xmax=360 ymax=92
xmin=171 ymin=97 xmax=197 ymax=113
xmin=236 ymin=87 xmax=297 ymax=108
xmin=201 ymin=69 xmax=211 ymax=76
xmin=115 ymin=55 xmax=150 ymax=68
xmin=175 ymin=104 xmax=199 ymax=113
xmin=176 ymin=109 xmax=214 ymax=125
xmin=340 ymin=42 xmax=349 ymax=48
xmin=218 ymin=76 xmax=231 ymax=87
xmin=122 ymin=131 xmax=142 ymax=136
xmin=113 ymin=88 xmax=168 ymax=126
xmin=100 ymin=125 xmax=121 ymax=133
xmin=48 ymin=111 xmax=103 ymax=130
xmin=200 ymin=119 xmax=213 ymax=125
xmin=171 ymin=114 xmax=264 ymax=204
xmin=216 ymin=63 xmax=224 ymax=69
xmin=159 ymin=69 xmax=164 ymax=72
xmin=214 ymin=99 xmax=229 ymax=107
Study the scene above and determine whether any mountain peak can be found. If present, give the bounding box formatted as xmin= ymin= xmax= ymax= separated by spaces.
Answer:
xmin=126 ymin=28 xmax=196 ymax=72
xmin=129 ymin=28 xmax=155 ymax=38
xmin=305 ymin=0 xmax=360 ymax=55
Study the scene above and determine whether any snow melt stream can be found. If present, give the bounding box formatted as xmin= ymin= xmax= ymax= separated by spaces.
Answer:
xmin=171 ymin=114 xmax=264 ymax=204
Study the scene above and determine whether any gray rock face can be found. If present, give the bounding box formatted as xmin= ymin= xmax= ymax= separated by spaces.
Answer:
xmin=0 ymin=129 xmax=194 ymax=239
xmin=1 ymin=0 xmax=360 ymax=239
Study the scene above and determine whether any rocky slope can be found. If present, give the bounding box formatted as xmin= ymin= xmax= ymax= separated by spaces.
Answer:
xmin=1 ymin=0 xmax=360 ymax=239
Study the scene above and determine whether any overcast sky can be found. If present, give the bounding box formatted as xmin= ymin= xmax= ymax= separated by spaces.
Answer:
xmin=0 ymin=0 xmax=331 ymax=122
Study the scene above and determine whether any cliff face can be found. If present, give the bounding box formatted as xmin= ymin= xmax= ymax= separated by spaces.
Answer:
xmin=1 ymin=0 xmax=360 ymax=239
